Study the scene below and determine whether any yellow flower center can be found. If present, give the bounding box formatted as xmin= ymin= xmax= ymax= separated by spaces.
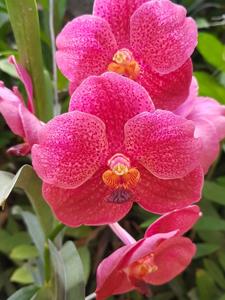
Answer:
xmin=108 ymin=49 xmax=140 ymax=80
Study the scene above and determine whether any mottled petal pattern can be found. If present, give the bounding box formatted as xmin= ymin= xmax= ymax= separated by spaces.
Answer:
xmin=135 ymin=166 xmax=203 ymax=214
xmin=93 ymin=0 xmax=148 ymax=48
xmin=125 ymin=110 xmax=202 ymax=179
xmin=69 ymin=72 xmax=154 ymax=152
xmin=32 ymin=111 xmax=108 ymax=189
xmin=130 ymin=0 xmax=197 ymax=73
xmin=56 ymin=15 xmax=117 ymax=88
xmin=43 ymin=170 xmax=132 ymax=227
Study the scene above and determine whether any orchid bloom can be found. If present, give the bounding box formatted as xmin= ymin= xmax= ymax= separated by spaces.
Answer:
xmin=32 ymin=73 xmax=203 ymax=227
xmin=175 ymin=77 xmax=225 ymax=173
xmin=56 ymin=0 xmax=197 ymax=110
xmin=96 ymin=205 xmax=201 ymax=299
xmin=0 ymin=56 xmax=42 ymax=156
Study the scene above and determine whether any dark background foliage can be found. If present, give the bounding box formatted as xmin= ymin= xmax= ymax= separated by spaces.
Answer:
xmin=0 ymin=0 xmax=225 ymax=299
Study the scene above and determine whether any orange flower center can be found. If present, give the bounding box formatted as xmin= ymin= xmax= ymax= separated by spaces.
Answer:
xmin=127 ymin=253 xmax=158 ymax=280
xmin=108 ymin=49 xmax=140 ymax=80
xmin=102 ymin=153 xmax=140 ymax=190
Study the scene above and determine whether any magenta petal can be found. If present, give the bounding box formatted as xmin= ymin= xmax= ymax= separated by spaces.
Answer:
xmin=93 ymin=0 xmax=148 ymax=48
xmin=19 ymin=105 xmax=43 ymax=146
xmin=8 ymin=56 xmax=34 ymax=113
xmin=194 ymin=119 xmax=220 ymax=173
xmin=145 ymin=237 xmax=196 ymax=285
xmin=130 ymin=0 xmax=197 ymax=73
xmin=175 ymin=77 xmax=199 ymax=117
xmin=135 ymin=166 xmax=203 ymax=214
xmin=32 ymin=111 xmax=108 ymax=189
xmin=56 ymin=15 xmax=117 ymax=88
xmin=137 ymin=59 xmax=193 ymax=110
xmin=0 ymin=84 xmax=25 ymax=137
xmin=125 ymin=110 xmax=202 ymax=179
xmin=145 ymin=205 xmax=201 ymax=238
xmin=43 ymin=170 xmax=132 ymax=227
xmin=7 ymin=143 xmax=30 ymax=156
xmin=69 ymin=72 xmax=154 ymax=152
xmin=96 ymin=232 xmax=175 ymax=300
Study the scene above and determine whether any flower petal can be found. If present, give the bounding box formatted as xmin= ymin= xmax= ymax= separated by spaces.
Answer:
xmin=137 ymin=59 xmax=193 ymax=110
xmin=145 ymin=205 xmax=201 ymax=238
xmin=8 ymin=56 xmax=34 ymax=113
xmin=93 ymin=0 xmax=148 ymax=48
xmin=42 ymin=170 xmax=132 ymax=227
xmin=130 ymin=0 xmax=197 ymax=73
xmin=19 ymin=104 xmax=43 ymax=146
xmin=175 ymin=77 xmax=199 ymax=117
xmin=32 ymin=111 xmax=108 ymax=189
xmin=135 ymin=166 xmax=203 ymax=214
xmin=193 ymin=119 xmax=220 ymax=173
xmin=125 ymin=110 xmax=202 ymax=179
xmin=145 ymin=237 xmax=196 ymax=285
xmin=0 ymin=83 xmax=25 ymax=137
xmin=56 ymin=15 xmax=117 ymax=88
xmin=69 ymin=72 xmax=154 ymax=152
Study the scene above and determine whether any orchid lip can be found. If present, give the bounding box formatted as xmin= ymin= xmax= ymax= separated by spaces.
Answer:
xmin=102 ymin=153 xmax=140 ymax=204
xmin=108 ymin=48 xmax=140 ymax=80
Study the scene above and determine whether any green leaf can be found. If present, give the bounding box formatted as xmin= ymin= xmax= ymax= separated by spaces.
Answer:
xmin=10 ymin=244 xmax=38 ymax=260
xmin=8 ymin=285 xmax=39 ymax=300
xmin=195 ymin=216 xmax=225 ymax=231
xmin=10 ymin=265 xmax=34 ymax=284
xmin=0 ymin=58 xmax=18 ymax=77
xmin=0 ymin=165 xmax=53 ymax=236
xmin=49 ymin=241 xmax=85 ymax=300
xmin=0 ymin=230 xmax=30 ymax=254
xmin=203 ymin=181 xmax=225 ymax=206
xmin=78 ymin=246 xmax=91 ymax=282
xmin=13 ymin=206 xmax=45 ymax=259
xmin=31 ymin=286 xmax=53 ymax=300
xmin=194 ymin=71 xmax=225 ymax=104
xmin=198 ymin=33 xmax=225 ymax=72
xmin=204 ymin=259 xmax=225 ymax=289
xmin=196 ymin=269 xmax=217 ymax=300
xmin=5 ymin=0 xmax=52 ymax=121
xmin=195 ymin=243 xmax=220 ymax=259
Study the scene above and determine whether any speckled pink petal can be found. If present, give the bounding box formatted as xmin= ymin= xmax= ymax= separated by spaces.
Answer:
xmin=56 ymin=15 xmax=117 ymax=87
xmin=137 ymin=59 xmax=193 ymax=110
xmin=8 ymin=56 xmax=34 ymax=113
xmin=145 ymin=237 xmax=196 ymax=285
xmin=135 ymin=166 xmax=203 ymax=214
xmin=93 ymin=0 xmax=148 ymax=48
xmin=125 ymin=110 xmax=202 ymax=179
xmin=194 ymin=119 xmax=220 ymax=173
xmin=69 ymin=72 xmax=154 ymax=152
xmin=145 ymin=205 xmax=201 ymax=238
xmin=32 ymin=111 xmax=108 ymax=189
xmin=175 ymin=77 xmax=199 ymax=117
xmin=42 ymin=170 xmax=132 ymax=227
xmin=0 ymin=83 xmax=25 ymax=137
xmin=130 ymin=0 xmax=197 ymax=73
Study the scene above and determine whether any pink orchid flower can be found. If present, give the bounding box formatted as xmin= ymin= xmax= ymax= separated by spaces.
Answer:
xmin=96 ymin=205 xmax=201 ymax=299
xmin=32 ymin=73 xmax=203 ymax=227
xmin=175 ymin=77 xmax=225 ymax=173
xmin=0 ymin=56 xmax=43 ymax=155
xmin=56 ymin=0 xmax=197 ymax=111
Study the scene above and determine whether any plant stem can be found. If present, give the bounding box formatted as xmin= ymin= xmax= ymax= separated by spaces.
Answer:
xmin=6 ymin=0 xmax=51 ymax=121
xmin=85 ymin=292 xmax=96 ymax=300
xmin=109 ymin=223 xmax=136 ymax=245
xmin=49 ymin=0 xmax=60 ymax=115
xmin=48 ymin=223 xmax=65 ymax=241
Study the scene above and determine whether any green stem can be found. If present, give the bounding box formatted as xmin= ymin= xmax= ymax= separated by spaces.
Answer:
xmin=48 ymin=223 xmax=65 ymax=241
xmin=5 ymin=0 xmax=51 ymax=121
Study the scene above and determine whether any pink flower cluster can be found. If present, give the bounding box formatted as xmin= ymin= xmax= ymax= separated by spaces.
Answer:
xmin=0 ymin=0 xmax=225 ymax=299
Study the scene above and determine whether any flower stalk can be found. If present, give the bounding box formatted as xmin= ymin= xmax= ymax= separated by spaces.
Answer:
xmin=109 ymin=222 xmax=136 ymax=245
